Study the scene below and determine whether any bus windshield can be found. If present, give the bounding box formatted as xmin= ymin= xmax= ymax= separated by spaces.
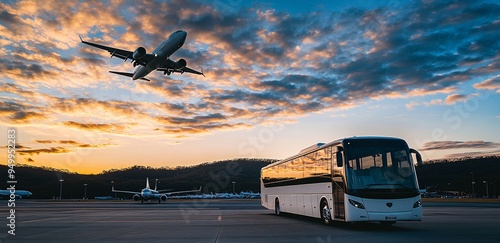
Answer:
xmin=344 ymin=140 xmax=419 ymax=199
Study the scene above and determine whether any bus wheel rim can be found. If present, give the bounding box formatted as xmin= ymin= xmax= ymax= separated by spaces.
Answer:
xmin=322 ymin=204 xmax=331 ymax=223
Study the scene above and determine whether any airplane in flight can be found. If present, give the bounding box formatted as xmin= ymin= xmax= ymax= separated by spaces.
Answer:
xmin=112 ymin=177 xmax=201 ymax=203
xmin=0 ymin=189 xmax=32 ymax=199
xmin=80 ymin=30 xmax=205 ymax=81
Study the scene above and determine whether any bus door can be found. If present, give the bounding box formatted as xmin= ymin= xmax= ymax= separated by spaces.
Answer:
xmin=332 ymin=147 xmax=345 ymax=220
xmin=332 ymin=178 xmax=345 ymax=220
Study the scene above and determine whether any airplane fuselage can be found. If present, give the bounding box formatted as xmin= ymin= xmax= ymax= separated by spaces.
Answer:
xmin=132 ymin=30 xmax=187 ymax=80
xmin=135 ymin=188 xmax=167 ymax=203
xmin=140 ymin=188 xmax=158 ymax=199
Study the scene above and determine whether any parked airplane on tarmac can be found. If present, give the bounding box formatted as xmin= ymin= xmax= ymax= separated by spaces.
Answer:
xmin=0 ymin=190 xmax=32 ymax=199
xmin=112 ymin=177 xmax=201 ymax=203
xmin=80 ymin=30 xmax=204 ymax=81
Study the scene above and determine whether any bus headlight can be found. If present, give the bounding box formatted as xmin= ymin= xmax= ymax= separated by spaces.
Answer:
xmin=349 ymin=199 xmax=365 ymax=209
xmin=413 ymin=200 xmax=422 ymax=208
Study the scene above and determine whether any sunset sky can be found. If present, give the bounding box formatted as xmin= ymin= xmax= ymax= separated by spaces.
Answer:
xmin=1 ymin=0 xmax=499 ymax=174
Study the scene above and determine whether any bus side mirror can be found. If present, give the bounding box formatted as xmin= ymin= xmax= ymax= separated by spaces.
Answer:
xmin=410 ymin=148 xmax=423 ymax=167
xmin=336 ymin=152 xmax=343 ymax=167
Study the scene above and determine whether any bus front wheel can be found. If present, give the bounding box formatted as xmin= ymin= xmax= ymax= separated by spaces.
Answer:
xmin=275 ymin=198 xmax=281 ymax=216
xmin=320 ymin=200 xmax=332 ymax=225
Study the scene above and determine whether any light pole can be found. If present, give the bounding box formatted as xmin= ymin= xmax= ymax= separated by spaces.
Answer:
xmin=111 ymin=181 xmax=116 ymax=199
xmin=84 ymin=184 xmax=88 ymax=199
xmin=483 ymin=181 xmax=489 ymax=198
xmin=59 ymin=179 xmax=64 ymax=199
xmin=471 ymin=172 xmax=475 ymax=198
xmin=232 ymin=181 xmax=236 ymax=194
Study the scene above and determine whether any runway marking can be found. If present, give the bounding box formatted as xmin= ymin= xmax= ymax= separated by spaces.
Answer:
xmin=21 ymin=217 xmax=65 ymax=224
xmin=214 ymin=225 xmax=222 ymax=243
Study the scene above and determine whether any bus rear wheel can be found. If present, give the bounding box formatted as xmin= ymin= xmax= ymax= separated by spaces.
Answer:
xmin=275 ymin=198 xmax=281 ymax=216
xmin=320 ymin=200 xmax=332 ymax=225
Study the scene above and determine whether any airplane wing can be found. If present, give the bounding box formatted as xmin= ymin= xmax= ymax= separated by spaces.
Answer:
xmin=180 ymin=67 xmax=205 ymax=77
xmin=156 ymin=67 xmax=205 ymax=77
xmin=79 ymin=36 xmax=155 ymax=66
xmin=157 ymin=189 xmax=174 ymax=193
xmin=109 ymin=71 xmax=150 ymax=81
xmin=164 ymin=186 xmax=202 ymax=196
xmin=112 ymin=187 xmax=139 ymax=195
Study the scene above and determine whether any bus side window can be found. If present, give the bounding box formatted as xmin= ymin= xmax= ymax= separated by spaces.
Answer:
xmin=332 ymin=147 xmax=343 ymax=177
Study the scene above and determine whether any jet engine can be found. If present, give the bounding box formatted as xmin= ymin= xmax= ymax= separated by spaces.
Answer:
xmin=133 ymin=194 xmax=141 ymax=201
xmin=133 ymin=47 xmax=146 ymax=60
xmin=160 ymin=195 xmax=167 ymax=201
xmin=175 ymin=58 xmax=187 ymax=69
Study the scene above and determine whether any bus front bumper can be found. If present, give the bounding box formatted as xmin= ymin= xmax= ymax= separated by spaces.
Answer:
xmin=344 ymin=195 xmax=422 ymax=222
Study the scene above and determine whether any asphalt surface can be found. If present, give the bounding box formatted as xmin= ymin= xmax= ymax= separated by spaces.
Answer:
xmin=1 ymin=199 xmax=499 ymax=242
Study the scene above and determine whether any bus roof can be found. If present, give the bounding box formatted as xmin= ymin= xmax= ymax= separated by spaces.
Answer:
xmin=262 ymin=136 xmax=407 ymax=169
xmin=322 ymin=136 xmax=406 ymax=148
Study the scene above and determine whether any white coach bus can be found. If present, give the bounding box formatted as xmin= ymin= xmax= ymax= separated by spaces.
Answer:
xmin=261 ymin=136 xmax=423 ymax=225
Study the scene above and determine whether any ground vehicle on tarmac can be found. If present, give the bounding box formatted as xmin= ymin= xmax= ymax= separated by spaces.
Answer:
xmin=261 ymin=136 xmax=423 ymax=225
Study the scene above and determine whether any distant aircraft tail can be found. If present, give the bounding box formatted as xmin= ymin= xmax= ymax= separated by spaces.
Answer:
xmin=154 ymin=179 xmax=159 ymax=191
xmin=146 ymin=177 xmax=150 ymax=189
xmin=109 ymin=71 xmax=150 ymax=81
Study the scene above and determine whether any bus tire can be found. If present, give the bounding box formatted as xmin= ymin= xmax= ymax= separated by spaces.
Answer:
xmin=275 ymin=198 xmax=281 ymax=216
xmin=320 ymin=199 xmax=332 ymax=225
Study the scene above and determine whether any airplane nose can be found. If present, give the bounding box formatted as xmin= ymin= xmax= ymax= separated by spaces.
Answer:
xmin=176 ymin=30 xmax=187 ymax=39
xmin=132 ymin=70 xmax=141 ymax=80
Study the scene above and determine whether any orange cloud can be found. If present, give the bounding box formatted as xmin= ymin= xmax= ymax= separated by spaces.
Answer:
xmin=444 ymin=94 xmax=468 ymax=104
xmin=18 ymin=147 xmax=72 ymax=155
xmin=405 ymin=101 xmax=420 ymax=110
xmin=62 ymin=121 xmax=126 ymax=133
xmin=473 ymin=75 xmax=500 ymax=92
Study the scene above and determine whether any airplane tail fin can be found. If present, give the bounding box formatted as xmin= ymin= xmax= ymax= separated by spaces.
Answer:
xmin=154 ymin=179 xmax=159 ymax=191
xmin=109 ymin=71 xmax=150 ymax=81
xmin=146 ymin=177 xmax=150 ymax=189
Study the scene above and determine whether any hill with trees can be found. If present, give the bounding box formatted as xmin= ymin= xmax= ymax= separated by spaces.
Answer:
xmin=417 ymin=156 xmax=500 ymax=197
xmin=0 ymin=158 xmax=275 ymax=199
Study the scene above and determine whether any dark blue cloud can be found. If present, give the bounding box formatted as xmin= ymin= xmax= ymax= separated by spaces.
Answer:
xmin=2 ymin=0 xmax=499 ymax=135
xmin=0 ymin=10 xmax=18 ymax=25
